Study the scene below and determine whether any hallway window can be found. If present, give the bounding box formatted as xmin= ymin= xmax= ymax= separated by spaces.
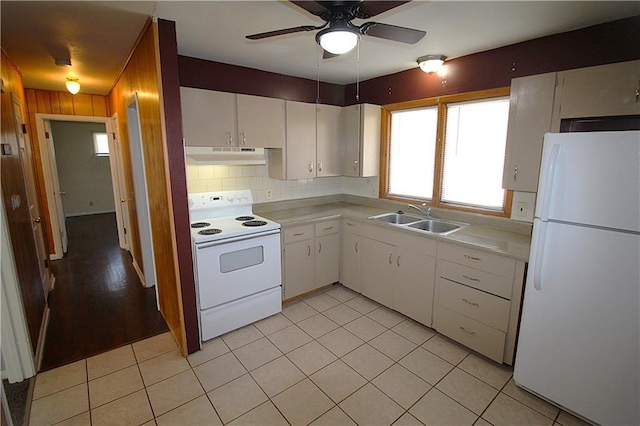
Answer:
xmin=93 ymin=132 xmax=110 ymax=156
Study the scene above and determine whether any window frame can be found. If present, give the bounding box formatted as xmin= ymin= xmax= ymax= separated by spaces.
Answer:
xmin=92 ymin=132 xmax=110 ymax=157
xmin=380 ymin=87 xmax=513 ymax=217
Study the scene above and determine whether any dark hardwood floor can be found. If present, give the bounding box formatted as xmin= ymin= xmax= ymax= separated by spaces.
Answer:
xmin=40 ymin=213 xmax=168 ymax=371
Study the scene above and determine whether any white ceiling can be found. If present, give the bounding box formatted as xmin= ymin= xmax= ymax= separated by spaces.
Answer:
xmin=2 ymin=1 xmax=639 ymax=95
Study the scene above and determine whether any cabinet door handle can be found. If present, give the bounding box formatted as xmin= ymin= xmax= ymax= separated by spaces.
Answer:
xmin=459 ymin=326 xmax=477 ymax=336
xmin=241 ymin=132 xmax=246 ymax=146
xmin=463 ymin=275 xmax=480 ymax=282
xmin=33 ymin=217 xmax=41 ymax=223
xmin=294 ymin=232 xmax=305 ymax=236
xmin=388 ymin=252 xmax=393 ymax=264
xmin=318 ymin=242 xmax=322 ymax=253
xmin=308 ymin=162 xmax=314 ymax=173
xmin=346 ymin=222 xmax=356 ymax=227
xmin=227 ymin=131 xmax=233 ymax=145
xmin=323 ymin=226 xmax=333 ymax=230
xmin=396 ymin=254 xmax=401 ymax=267
xmin=353 ymin=160 xmax=358 ymax=172
xmin=355 ymin=242 xmax=358 ymax=253
xmin=318 ymin=161 xmax=323 ymax=172
xmin=462 ymin=298 xmax=479 ymax=307
xmin=307 ymin=245 xmax=311 ymax=256
xmin=636 ymin=86 xmax=639 ymax=102
xmin=513 ymin=165 xmax=518 ymax=181
xmin=463 ymin=254 xmax=481 ymax=261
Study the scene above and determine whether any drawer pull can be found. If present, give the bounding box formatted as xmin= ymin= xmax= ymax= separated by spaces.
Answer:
xmin=323 ymin=226 xmax=334 ymax=230
xmin=294 ymin=232 xmax=305 ymax=236
xmin=346 ymin=222 xmax=356 ymax=227
xmin=463 ymin=275 xmax=480 ymax=282
xmin=389 ymin=253 xmax=393 ymax=264
xmin=464 ymin=254 xmax=481 ymax=261
xmin=462 ymin=298 xmax=479 ymax=307
xmin=460 ymin=326 xmax=477 ymax=336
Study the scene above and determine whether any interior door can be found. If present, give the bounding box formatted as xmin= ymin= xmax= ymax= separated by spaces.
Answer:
xmin=44 ymin=120 xmax=68 ymax=253
xmin=110 ymin=114 xmax=130 ymax=251
xmin=12 ymin=95 xmax=51 ymax=296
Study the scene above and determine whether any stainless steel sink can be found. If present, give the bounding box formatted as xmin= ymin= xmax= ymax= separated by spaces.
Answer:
xmin=369 ymin=212 xmax=423 ymax=225
xmin=407 ymin=219 xmax=466 ymax=235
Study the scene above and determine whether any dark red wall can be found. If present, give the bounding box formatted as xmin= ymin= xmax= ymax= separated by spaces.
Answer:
xmin=346 ymin=15 xmax=640 ymax=105
xmin=178 ymin=56 xmax=345 ymax=106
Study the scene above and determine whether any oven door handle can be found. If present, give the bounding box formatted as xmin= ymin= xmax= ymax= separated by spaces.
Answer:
xmin=195 ymin=229 xmax=281 ymax=249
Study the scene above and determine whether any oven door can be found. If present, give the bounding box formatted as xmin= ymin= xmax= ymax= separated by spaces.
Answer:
xmin=194 ymin=230 xmax=282 ymax=309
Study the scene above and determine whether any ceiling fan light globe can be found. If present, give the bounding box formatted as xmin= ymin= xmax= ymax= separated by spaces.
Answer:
xmin=319 ymin=30 xmax=358 ymax=55
xmin=65 ymin=79 xmax=80 ymax=94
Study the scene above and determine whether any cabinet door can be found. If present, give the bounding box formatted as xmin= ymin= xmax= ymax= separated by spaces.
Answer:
xmin=285 ymin=101 xmax=316 ymax=179
xmin=316 ymin=233 xmax=340 ymax=288
xmin=502 ymin=73 xmax=556 ymax=192
xmin=341 ymin=231 xmax=361 ymax=292
xmin=180 ymin=88 xmax=236 ymax=147
xmin=361 ymin=237 xmax=394 ymax=306
xmin=284 ymin=240 xmax=314 ymax=300
xmin=341 ymin=104 xmax=361 ymax=177
xmin=360 ymin=104 xmax=381 ymax=177
xmin=557 ymin=60 xmax=640 ymax=119
xmin=316 ymin=104 xmax=342 ymax=177
xmin=394 ymin=247 xmax=436 ymax=327
xmin=237 ymin=94 xmax=285 ymax=148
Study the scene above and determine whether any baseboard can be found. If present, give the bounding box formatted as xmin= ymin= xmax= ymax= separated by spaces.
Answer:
xmin=132 ymin=260 xmax=147 ymax=287
xmin=34 ymin=306 xmax=50 ymax=372
xmin=65 ymin=210 xmax=116 ymax=218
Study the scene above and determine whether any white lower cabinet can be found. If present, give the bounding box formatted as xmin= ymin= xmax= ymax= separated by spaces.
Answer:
xmin=361 ymin=224 xmax=437 ymax=327
xmin=340 ymin=219 xmax=362 ymax=293
xmin=282 ymin=219 xmax=340 ymax=300
xmin=434 ymin=243 xmax=525 ymax=365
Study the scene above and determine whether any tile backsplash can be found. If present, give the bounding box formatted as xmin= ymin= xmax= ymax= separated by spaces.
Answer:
xmin=186 ymin=164 xmax=379 ymax=202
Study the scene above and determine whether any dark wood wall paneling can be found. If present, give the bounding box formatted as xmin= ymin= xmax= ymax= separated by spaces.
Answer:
xmin=345 ymin=15 xmax=640 ymax=106
xmin=157 ymin=19 xmax=200 ymax=355
xmin=178 ymin=55 xmax=345 ymax=106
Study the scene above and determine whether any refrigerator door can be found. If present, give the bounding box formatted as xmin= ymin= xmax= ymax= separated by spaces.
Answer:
xmin=515 ymin=219 xmax=640 ymax=425
xmin=536 ymin=131 xmax=640 ymax=232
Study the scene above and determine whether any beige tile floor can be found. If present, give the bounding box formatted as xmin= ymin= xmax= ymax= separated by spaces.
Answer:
xmin=30 ymin=285 xmax=591 ymax=426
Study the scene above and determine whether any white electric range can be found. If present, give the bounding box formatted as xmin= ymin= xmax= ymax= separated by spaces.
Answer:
xmin=188 ymin=190 xmax=282 ymax=342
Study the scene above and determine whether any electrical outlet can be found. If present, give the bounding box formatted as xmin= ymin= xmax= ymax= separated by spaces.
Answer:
xmin=266 ymin=189 xmax=273 ymax=200
xmin=516 ymin=201 xmax=527 ymax=217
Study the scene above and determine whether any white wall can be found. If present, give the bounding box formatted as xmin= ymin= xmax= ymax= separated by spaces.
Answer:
xmin=50 ymin=121 xmax=115 ymax=216
xmin=186 ymin=164 xmax=379 ymax=201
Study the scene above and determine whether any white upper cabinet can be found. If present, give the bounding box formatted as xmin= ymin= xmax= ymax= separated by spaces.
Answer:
xmin=285 ymin=100 xmax=317 ymax=180
xmin=316 ymin=104 xmax=342 ymax=177
xmin=236 ymin=94 xmax=285 ymax=148
xmin=180 ymin=88 xmax=236 ymax=147
xmin=342 ymin=104 xmax=381 ymax=177
xmin=502 ymin=72 xmax=557 ymax=192
xmin=555 ymin=60 xmax=640 ymax=121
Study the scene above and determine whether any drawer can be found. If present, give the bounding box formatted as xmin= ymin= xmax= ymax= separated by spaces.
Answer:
xmin=440 ymin=260 xmax=513 ymax=299
xmin=315 ymin=219 xmax=340 ymax=237
xmin=342 ymin=218 xmax=362 ymax=235
xmin=440 ymin=243 xmax=516 ymax=278
xmin=283 ymin=224 xmax=314 ymax=244
xmin=436 ymin=306 xmax=506 ymax=363
xmin=438 ymin=279 xmax=511 ymax=332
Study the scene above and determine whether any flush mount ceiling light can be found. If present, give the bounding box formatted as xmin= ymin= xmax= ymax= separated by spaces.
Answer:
xmin=417 ymin=54 xmax=447 ymax=74
xmin=316 ymin=28 xmax=359 ymax=55
xmin=65 ymin=78 xmax=80 ymax=95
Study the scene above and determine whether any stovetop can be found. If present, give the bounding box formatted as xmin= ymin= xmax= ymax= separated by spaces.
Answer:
xmin=188 ymin=190 xmax=280 ymax=244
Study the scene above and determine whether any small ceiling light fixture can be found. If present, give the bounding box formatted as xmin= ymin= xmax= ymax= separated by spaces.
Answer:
xmin=65 ymin=78 xmax=80 ymax=95
xmin=317 ymin=28 xmax=359 ymax=55
xmin=417 ymin=54 xmax=447 ymax=74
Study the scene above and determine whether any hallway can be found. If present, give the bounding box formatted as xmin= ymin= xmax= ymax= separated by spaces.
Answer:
xmin=40 ymin=213 xmax=168 ymax=371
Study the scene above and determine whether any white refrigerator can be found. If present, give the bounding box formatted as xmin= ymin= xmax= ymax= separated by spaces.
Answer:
xmin=514 ymin=131 xmax=640 ymax=425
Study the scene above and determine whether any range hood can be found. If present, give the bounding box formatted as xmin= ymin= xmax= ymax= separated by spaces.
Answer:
xmin=184 ymin=146 xmax=266 ymax=165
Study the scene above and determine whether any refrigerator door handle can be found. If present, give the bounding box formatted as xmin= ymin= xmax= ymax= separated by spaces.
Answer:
xmin=539 ymin=144 xmax=561 ymax=222
xmin=532 ymin=221 xmax=548 ymax=291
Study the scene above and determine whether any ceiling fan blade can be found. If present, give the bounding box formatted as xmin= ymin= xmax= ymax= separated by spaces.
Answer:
xmin=246 ymin=25 xmax=319 ymax=40
xmin=360 ymin=22 xmax=425 ymax=44
xmin=356 ymin=1 xmax=412 ymax=19
xmin=290 ymin=1 xmax=328 ymax=16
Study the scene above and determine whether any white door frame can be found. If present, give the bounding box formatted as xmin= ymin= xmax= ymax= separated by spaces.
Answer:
xmin=127 ymin=93 xmax=157 ymax=290
xmin=109 ymin=113 xmax=130 ymax=251
xmin=35 ymin=113 xmax=123 ymax=260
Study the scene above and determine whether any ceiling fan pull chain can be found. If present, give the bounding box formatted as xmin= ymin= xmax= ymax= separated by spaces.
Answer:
xmin=356 ymin=40 xmax=360 ymax=102
xmin=316 ymin=44 xmax=321 ymax=103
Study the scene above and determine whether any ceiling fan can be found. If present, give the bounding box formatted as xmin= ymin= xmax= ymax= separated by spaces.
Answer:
xmin=246 ymin=1 xmax=426 ymax=58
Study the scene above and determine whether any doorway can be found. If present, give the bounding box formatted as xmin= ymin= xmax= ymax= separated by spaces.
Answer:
xmin=35 ymin=116 xmax=168 ymax=370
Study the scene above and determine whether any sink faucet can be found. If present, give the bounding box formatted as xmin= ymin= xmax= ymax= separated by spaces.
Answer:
xmin=408 ymin=203 xmax=431 ymax=217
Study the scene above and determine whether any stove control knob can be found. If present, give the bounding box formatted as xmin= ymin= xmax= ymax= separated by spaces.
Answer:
xmin=236 ymin=193 xmax=242 ymax=200
xmin=226 ymin=195 xmax=233 ymax=202
xmin=242 ymin=193 xmax=249 ymax=199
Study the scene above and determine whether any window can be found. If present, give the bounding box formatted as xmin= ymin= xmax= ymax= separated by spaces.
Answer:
xmin=93 ymin=132 xmax=110 ymax=156
xmin=382 ymin=88 xmax=512 ymax=216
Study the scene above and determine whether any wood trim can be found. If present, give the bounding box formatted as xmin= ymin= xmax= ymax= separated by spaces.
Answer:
xmin=380 ymin=87 xmax=513 ymax=218
xmin=108 ymin=17 xmax=153 ymax=95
